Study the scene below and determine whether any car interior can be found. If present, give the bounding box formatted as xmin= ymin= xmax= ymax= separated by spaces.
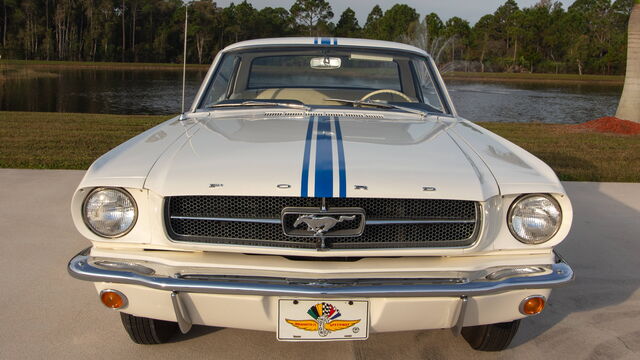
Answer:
xmin=199 ymin=48 xmax=445 ymax=113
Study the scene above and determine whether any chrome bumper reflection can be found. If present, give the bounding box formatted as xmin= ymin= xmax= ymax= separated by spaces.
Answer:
xmin=68 ymin=247 xmax=574 ymax=298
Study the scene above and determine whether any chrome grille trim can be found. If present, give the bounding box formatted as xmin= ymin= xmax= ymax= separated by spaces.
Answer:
xmin=169 ymin=215 xmax=476 ymax=226
xmin=165 ymin=197 xmax=482 ymax=250
xmin=170 ymin=216 xmax=281 ymax=224
xmin=365 ymin=219 xmax=476 ymax=225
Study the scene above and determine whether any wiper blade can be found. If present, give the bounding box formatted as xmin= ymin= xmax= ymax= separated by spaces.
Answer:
xmin=326 ymin=98 xmax=394 ymax=109
xmin=208 ymin=101 xmax=310 ymax=111
xmin=326 ymin=98 xmax=429 ymax=118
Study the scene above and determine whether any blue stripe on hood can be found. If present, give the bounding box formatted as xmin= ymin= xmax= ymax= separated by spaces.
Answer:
xmin=334 ymin=117 xmax=347 ymax=198
xmin=300 ymin=116 xmax=315 ymax=197
xmin=314 ymin=116 xmax=333 ymax=197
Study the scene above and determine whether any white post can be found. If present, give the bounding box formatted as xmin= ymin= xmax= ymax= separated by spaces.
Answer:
xmin=616 ymin=3 xmax=640 ymax=122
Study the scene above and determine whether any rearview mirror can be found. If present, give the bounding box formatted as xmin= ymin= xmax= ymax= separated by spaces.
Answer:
xmin=310 ymin=57 xmax=342 ymax=70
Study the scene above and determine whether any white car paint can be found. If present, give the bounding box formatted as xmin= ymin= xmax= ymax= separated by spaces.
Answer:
xmin=70 ymin=37 xmax=573 ymax=254
xmin=69 ymin=37 xmax=573 ymax=341
xmin=143 ymin=112 xmax=498 ymax=201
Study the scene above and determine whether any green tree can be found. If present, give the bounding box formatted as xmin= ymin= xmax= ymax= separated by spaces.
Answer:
xmin=377 ymin=4 xmax=419 ymax=41
xmin=567 ymin=0 xmax=615 ymax=73
xmin=443 ymin=16 xmax=471 ymax=63
xmin=2 ymin=0 xmax=18 ymax=49
xmin=444 ymin=17 xmax=471 ymax=39
xmin=335 ymin=7 xmax=359 ymax=37
xmin=563 ymin=10 xmax=590 ymax=74
xmin=190 ymin=0 xmax=217 ymax=64
xmin=0 ymin=0 xmax=633 ymax=74
xmin=219 ymin=2 xmax=260 ymax=44
xmin=472 ymin=14 xmax=495 ymax=72
xmin=289 ymin=0 xmax=333 ymax=36
xmin=424 ymin=12 xmax=443 ymax=42
xmin=363 ymin=4 xmax=383 ymax=39
xmin=234 ymin=1 xmax=259 ymax=40
xmin=493 ymin=0 xmax=521 ymax=61
xmin=399 ymin=14 xmax=451 ymax=65
xmin=256 ymin=7 xmax=293 ymax=38
xmin=540 ymin=1 xmax=568 ymax=73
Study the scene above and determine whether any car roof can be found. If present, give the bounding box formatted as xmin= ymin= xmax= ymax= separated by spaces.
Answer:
xmin=222 ymin=37 xmax=430 ymax=57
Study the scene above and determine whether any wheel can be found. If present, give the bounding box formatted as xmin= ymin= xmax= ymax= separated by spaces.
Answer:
xmin=461 ymin=320 xmax=520 ymax=351
xmin=120 ymin=313 xmax=179 ymax=344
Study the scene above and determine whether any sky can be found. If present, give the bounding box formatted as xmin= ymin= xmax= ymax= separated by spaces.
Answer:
xmin=214 ymin=0 xmax=577 ymax=26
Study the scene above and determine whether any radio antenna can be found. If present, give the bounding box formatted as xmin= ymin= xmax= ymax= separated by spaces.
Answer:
xmin=180 ymin=2 xmax=189 ymax=120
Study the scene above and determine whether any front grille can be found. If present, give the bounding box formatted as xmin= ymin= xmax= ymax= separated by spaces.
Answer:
xmin=165 ymin=196 xmax=481 ymax=249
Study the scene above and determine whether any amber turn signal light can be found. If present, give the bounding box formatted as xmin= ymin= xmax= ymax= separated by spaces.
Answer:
xmin=100 ymin=289 xmax=127 ymax=309
xmin=520 ymin=296 xmax=545 ymax=315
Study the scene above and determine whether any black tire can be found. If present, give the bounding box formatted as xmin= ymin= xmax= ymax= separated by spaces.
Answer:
xmin=120 ymin=313 xmax=179 ymax=344
xmin=461 ymin=320 xmax=521 ymax=351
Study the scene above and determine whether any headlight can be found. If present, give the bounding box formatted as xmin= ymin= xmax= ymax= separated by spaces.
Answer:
xmin=83 ymin=188 xmax=137 ymax=238
xmin=508 ymin=194 xmax=562 ymax=244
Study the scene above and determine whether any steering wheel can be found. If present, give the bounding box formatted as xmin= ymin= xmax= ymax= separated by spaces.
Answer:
xmin=360 ymin=89 xmax=413 ymax=102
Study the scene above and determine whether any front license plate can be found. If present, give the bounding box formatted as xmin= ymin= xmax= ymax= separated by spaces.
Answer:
xmin=277 ymin=299 xmax=369 ymax=341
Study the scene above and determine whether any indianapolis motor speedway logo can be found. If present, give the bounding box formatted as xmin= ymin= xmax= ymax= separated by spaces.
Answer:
xmin=285 ymin=302 xmax=361 ymax=337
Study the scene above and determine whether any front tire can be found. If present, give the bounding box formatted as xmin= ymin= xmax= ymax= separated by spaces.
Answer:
xmin=120 ymin=313 xmax=179 ymax=344
xmin=461 ymin=320 xmax=520 ymax=351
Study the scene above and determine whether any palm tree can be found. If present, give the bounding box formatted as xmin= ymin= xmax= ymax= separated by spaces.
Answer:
xmin=616 ymin=1 xmax=640 ymax=122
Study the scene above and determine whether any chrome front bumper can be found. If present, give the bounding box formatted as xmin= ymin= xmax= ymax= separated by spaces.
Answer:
xmin=68 ymin=248 xmax=574 ymax=298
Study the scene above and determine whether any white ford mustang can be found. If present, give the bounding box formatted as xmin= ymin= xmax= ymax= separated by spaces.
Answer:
xmin=68 ymin=37 xmax=573 ymax=351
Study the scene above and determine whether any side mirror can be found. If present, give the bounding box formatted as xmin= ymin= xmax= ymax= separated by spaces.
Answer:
xmin=310 ymin=57 xmax=342 ymax=70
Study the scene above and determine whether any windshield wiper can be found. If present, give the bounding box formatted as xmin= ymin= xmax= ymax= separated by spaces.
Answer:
xmin=325 ymin=98 xmax=430 ymax=118
xmin=207 ymin=101 xmax=310 ymax=111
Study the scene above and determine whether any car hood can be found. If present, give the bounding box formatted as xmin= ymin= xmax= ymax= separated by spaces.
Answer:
xmin=143 ymin=111 xmax=500 ymax=201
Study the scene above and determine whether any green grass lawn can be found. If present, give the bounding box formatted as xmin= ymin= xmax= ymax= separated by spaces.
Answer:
xmin=0 ymin=112 xmax=172 ymax=169
xmin=479 ymin=122 xmax=639 ymax=182
xmin=0 ymin=111 xmax=638 ymax=182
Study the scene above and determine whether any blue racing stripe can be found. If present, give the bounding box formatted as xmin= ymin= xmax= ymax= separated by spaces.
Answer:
xmin=314 ymin=116 xmax=333 ymax=197
xmin=334 ymin=117 xmax=347 ymax=198
xmin=300 ymin=116 xmax=315 ymax=197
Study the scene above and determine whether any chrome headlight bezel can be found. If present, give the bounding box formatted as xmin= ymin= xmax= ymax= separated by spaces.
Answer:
xmin=507 ymin=194 xmax=562 ymax=245
xmin=82 ymin=187 xmax=138 ymax=238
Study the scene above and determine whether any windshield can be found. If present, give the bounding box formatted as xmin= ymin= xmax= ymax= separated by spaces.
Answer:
xmin=198 ymin=48 xmax=448 ymax=114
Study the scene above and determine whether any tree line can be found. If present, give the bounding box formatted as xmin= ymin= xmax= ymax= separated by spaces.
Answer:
xmin=0 ymin=0 xmax=635 ymax=75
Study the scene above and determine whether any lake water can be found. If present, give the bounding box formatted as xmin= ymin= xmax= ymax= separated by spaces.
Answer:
xmin=0 ymin=68 xmax=622 ymax=124
xmin=447 ymin=80 xmax=622 ymax=124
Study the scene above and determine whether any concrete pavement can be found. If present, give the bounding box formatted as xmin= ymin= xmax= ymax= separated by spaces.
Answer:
xmin=0 ymin=168 xmax=638 ymax=359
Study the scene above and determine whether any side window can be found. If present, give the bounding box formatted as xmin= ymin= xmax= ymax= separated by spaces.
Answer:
xmin=413 ymin=60 xmax=444 ymax=112
xmin=201 ymin=55 xmax=236 ymax=107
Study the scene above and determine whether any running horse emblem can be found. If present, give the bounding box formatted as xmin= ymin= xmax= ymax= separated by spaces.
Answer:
xmin=294 ymin=215 xmax=356 ymax=236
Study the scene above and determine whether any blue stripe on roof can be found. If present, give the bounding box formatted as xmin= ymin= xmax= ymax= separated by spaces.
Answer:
xmin=314 ymin=116 xmax=333 ymax=197
xmin=300 ymin=116 xmax=315 ymax=197
xmin=334 ymin=117 xmax=347 ymax=198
